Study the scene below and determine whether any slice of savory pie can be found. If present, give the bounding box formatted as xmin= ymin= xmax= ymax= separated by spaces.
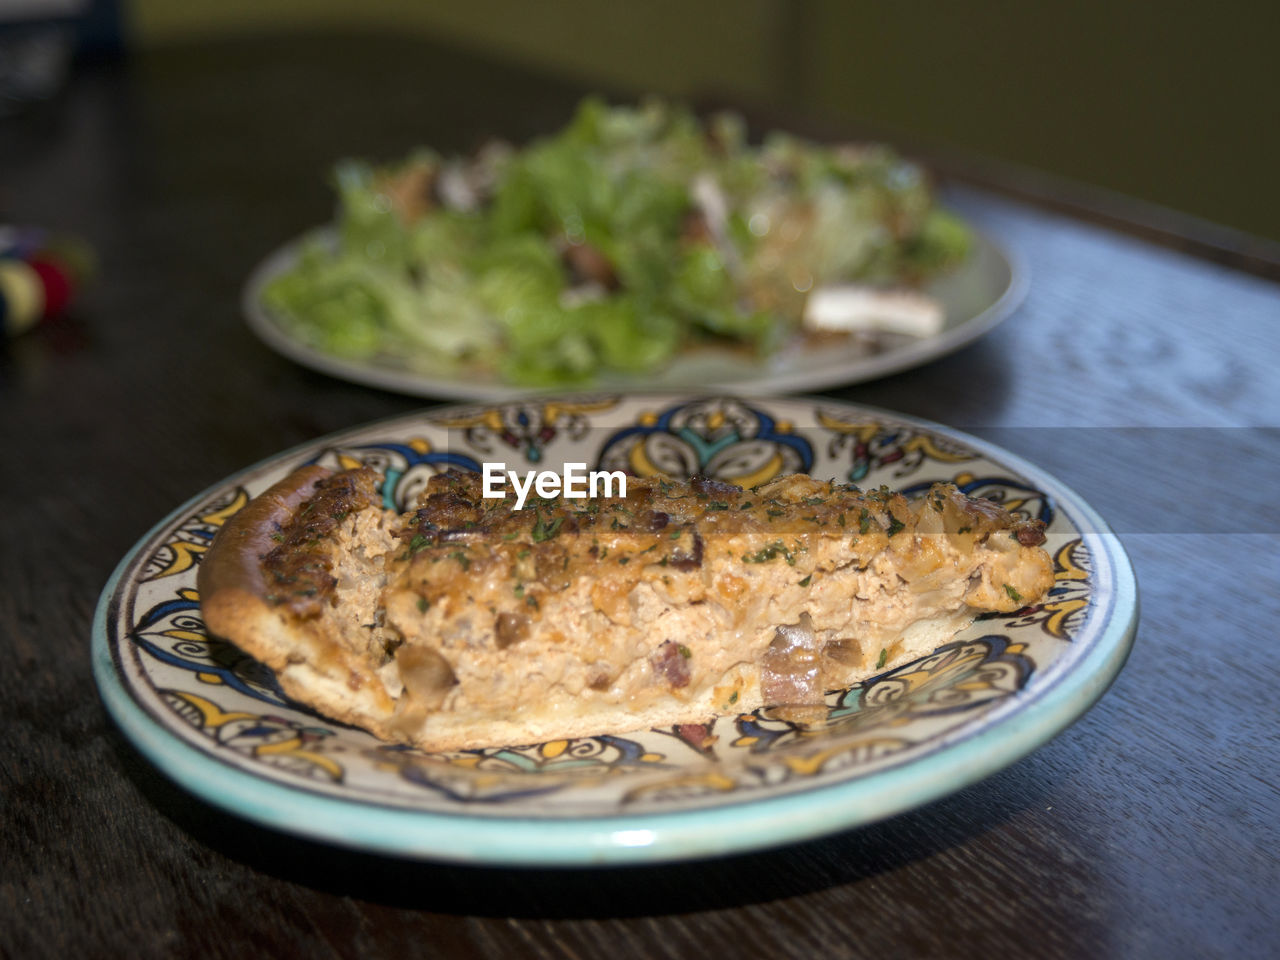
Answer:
xmin=198 ymin=467 xmax=1053 ymax=751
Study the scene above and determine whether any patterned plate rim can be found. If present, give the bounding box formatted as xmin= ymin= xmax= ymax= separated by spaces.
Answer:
xmin=91 ymin=395 xmax=1137 ymax=866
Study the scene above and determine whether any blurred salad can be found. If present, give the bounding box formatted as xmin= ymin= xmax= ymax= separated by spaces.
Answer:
xmin=262 ymin=98 xmax=972 ymax=386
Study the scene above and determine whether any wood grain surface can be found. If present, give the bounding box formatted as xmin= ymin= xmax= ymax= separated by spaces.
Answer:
xmin=1 ymin=35 xmax=1277 ymax=960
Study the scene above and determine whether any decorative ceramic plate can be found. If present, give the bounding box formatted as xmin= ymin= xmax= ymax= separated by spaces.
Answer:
xmin=93 ymin=395 xmax=1135 ymax=865
xmin=242 ymin=228 xmax=1025 ymax=400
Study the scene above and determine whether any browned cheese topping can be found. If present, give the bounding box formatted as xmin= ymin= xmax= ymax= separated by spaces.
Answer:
xmin=387 ymin=469 xmax=1045 ymax=630
xmin=261 ymin=467 xmax=380 ymax=615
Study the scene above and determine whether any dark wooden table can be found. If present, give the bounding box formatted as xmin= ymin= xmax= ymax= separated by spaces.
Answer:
xmin=3 ymin=35 xmax=1277 ymax=960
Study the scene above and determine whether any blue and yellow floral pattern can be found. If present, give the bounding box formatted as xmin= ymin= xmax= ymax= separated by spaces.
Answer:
xmin=428 ymin=396 xmax=620 ymax=464
xmin=818 ymin=407 xmax=974 ymax=482
xmin=130 ymin=587 xmax=287 ymax=706
xmin=598 ymin=397 xmax=812 ymax=486
xmin=144 ymin=488 xmax=249 ymax=581
xmin=162 ymin=689 xmax=343 ymax=782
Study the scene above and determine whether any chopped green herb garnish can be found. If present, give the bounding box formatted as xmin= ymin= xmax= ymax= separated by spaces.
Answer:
xmin=728 ymin=691 xmax=739 ymax=704
xmin=269 ymin=532 xmax=284 ymax=542
xmin=706 ymin=501 xmax=730 ymax=511
xmin=669 ymin=529 xmax=682 ymax=539
xmin=526 ymin=594 xmax=539 ymax=609
xmin=837 ymin=512 xmax=846 ymax=528
xmin=409 ymin=533 xmax=432 ymax=554
xmin=859 ymin=508 xmax=872 ymax=534
xmin=957 ymin=525 xmax=971 ymax=534
xmin=798 ymin=574 xmax=812 ymax=587
xmin=416 ymin=596 xmax=429 ymax=613
xmin=739 ymin=501 xmax=754 ymax=510
xmin=450 ymin=550 xmax=471 ymax=571
xmin=531 ymin=514 xmax=565 ymax=542
xmin=502 ymin=531 xmax=518 ymax=541
xmin=618 ymin=556 xmax=631 ymax=565
xmin=677 ymin=644 xmax=692 ymax=659
xmin=742 ymin=540 xmax=793 ymax=564
xmin=876 ymin=648 xmax=888 ymax=669
xmin=887 ymin=516 xmax=905 ymax=537
xmin=1004 ymin=584 xmax=1023 ymax=603
xmin=517 ymin=548 xmax=530 ymax=559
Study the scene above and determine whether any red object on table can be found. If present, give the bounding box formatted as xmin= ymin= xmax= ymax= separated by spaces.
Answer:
xmin=28 ymin=257 xmax=73 ymax=317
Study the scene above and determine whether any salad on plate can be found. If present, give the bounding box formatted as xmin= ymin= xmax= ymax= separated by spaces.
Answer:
xmin=262 ymin=98 xmax=972 ymax=386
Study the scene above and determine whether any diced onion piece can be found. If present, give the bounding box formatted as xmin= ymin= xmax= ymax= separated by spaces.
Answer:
xmin=691 ymin=173 xmax=729 ymax=240
xmin=396 ymin=646 xmax=456 ymax=709
xmin=803 ymin=285 xmax=944 ymax=338
xmin=494 ymin=612 xmax=530 ymax=650
xmin=690 ymin=173 xmax=742 ymax=274
xmin=436 ymin=162 xmax=479 ymax=212
xmin=761 ymin=613 xmax=822 ymax=705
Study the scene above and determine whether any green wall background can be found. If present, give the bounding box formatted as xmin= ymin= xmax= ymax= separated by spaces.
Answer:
xmin=128 ymin=0 xmax=1279 ymax=243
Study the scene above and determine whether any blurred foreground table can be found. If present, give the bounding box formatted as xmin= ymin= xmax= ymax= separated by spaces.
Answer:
xmin=2 ymin=34 xmax=1277 ymax=959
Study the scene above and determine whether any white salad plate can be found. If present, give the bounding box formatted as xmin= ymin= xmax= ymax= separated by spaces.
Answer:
xmin=93 ymin=395 xmax=1135 ymax=865
xmin=242 ymin=229 xmax=1026 ymax=400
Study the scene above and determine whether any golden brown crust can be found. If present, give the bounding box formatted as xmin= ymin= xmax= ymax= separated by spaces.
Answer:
xmin=258 ymin=467 xmax=381 ymax=615
xmin=197 ymin=465 xmax=398 ymax=733
xmin=197 ymin=464 xmax=333 ymax=606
